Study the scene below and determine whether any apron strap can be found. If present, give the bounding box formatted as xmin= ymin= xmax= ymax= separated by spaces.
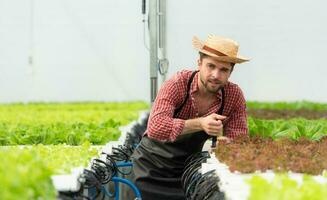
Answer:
xmin=173 ymin=70 xmax=198 ymax=117
xmin=218 ymin=88 xmax=225 ymax=115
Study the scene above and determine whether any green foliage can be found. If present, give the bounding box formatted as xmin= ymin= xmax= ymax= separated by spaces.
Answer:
xmin=0 ymin=102 xmax=149 ymax=145
xmin=248 ymin=117 xmax=327 ymax=141
xmin=247 ymin=101 xmax=327 ymax=111
xmin=0 ymin=143 xmax=98 ymax=200
xmin=0 ymin=102 xmax=148 ymax=199
xmin=247 ymin=174 xmax=327 ymax=200
xmin=0 ymin=119 xmax=121 ymax=145
xmin=0 ymin=102 xmax=149 ymax=125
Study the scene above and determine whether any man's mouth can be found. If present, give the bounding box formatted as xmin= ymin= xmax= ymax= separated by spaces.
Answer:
xmin=209 ymin=80 xmax=221 ymax=85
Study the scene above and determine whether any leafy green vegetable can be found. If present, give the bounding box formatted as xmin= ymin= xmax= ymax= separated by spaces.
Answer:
xmin=248 ymin=117 xmax=327 ymax=141
xmin=0 ymin=102 xmax=149 ymax=145
xmin=0 ymin=143 xmax=98 ymax=200
xmin=247 ymin=174 xmax=327 ymax=200
xmin=0 ymin=102 xmax=149 ymax=125
xmin=0 ymin=102 xmax=148 ymax=199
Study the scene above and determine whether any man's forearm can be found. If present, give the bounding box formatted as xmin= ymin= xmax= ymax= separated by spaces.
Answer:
xmin=182 ymin=118 xmax=203 ymax=135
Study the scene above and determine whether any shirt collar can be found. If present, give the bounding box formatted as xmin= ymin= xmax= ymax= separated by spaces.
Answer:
xmin=190 ymin=72 xmax=224 ymax=100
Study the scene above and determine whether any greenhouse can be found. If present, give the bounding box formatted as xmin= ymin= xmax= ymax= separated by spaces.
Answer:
xmin=1 ymin=0 xmax=326 ymax=200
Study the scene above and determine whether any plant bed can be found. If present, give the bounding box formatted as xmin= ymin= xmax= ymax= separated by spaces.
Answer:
xmin=215 ymin=136 xmax=327 ymax=175
xmin=247 ymin=109 xmax=327 ymax=119
xmin=210 ymin=135 xmax=327 ymax=199
xmin=246 ymin=101 xmax=327 ymax=119
xmin=208 ymin=101 xmax=327 ymax=199
xmin=247 ymin=101 xmax=327 ymax=111
xmin=0 ymin=143 xmax=98 ymax=200
xmin=208 ymin=155 xmax=327 ymax=200
xmin=0 ymin=102 xmax=149 ymax=199
xmin=0 ymin=102 xmax=149 ymax=145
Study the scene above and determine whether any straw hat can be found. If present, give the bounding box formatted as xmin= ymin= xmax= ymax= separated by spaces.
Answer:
xmin=192 ymin=35 xmax=250 ymax=64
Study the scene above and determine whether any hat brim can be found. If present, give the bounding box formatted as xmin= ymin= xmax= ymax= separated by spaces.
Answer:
xmin=192 ymin=36 xmax=250 ymax=64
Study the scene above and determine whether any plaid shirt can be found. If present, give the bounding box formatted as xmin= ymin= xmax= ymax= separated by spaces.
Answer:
xmin=146 ymin=70 xmax=248 ymax=142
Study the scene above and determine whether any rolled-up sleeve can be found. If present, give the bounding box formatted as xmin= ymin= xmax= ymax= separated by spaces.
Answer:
xmin=147 ymin=74 xmax=186 ymax=142
xmin=224 ymin=87 xmax=248 ymax=139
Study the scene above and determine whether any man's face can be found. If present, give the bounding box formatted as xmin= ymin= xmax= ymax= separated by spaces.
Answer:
xmin=198 ymin=56 xmax=233 ymax=94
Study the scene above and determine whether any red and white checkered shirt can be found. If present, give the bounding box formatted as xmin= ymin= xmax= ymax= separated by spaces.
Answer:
xmin=146 ymin=70 xmax=248 ymax=142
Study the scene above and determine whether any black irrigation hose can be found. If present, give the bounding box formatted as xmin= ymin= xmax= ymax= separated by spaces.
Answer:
xmin=194 ymin=172 xmax=224 ymax=200
xmin=184 ymin=171 xmax=201 ymax=199
xmin=85 ymin=157 xmax=122 ymax=199
xmin=182 ymin=151 xmax=224 ymax=200
xmin=183 ymin=163 xmax=201 ymax=193
xmin=82 ymin=169 xmax=103 ymax=200
xmin=182 ymin=151 xmax=210 ymax=191
xmin=79 ymin=153 xmax=123 ymax=199
xmin=91 ymin=159 xmax=115 ymax=184
xmin=185 ymin=151 xmax=210 ymax=164
xmin=100 ymin=152 xmax=118 ymax=176
xmin=183 ymin=155 xmax=207 ymax=177
xmin=191 ymin=170 xmax=218 ymax=200
xmin=101 ymin=144 xmax=134 ymax=176
xmin=111 ymin=144 xmax=135 ymax=162
xmin=60 ymin=117 xmax=150 ymax=200
xmin=184 ymin=151 xmax=210 ymax=172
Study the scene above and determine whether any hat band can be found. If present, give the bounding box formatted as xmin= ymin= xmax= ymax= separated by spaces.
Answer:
xmin=203 ymin=45 xmax=227 ymax=57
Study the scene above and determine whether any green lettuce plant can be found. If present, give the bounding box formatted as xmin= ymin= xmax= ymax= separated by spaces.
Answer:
xmin=0 ymin=143 xmax=98 ymax=200
xmin=248 ymin=117 xmax=327 ymax=141
xmin=247 ymin=174 xmax=327 ymax=200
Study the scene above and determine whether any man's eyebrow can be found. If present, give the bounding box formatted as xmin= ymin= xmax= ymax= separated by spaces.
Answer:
xmin=207 ymin=62 xmax=216 ymax=66
xmin=207 ymin=62 xmax=231 ymax=70
xmin=221 ymin=66 xmax=230 ymax=70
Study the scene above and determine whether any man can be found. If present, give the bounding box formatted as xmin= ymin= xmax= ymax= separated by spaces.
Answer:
xmin=132 ymin=34 xmax=250 ymax=200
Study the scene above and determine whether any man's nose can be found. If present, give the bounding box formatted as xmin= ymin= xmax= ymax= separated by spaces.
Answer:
xmin=212 ymin=69 xmax=221 ymax=79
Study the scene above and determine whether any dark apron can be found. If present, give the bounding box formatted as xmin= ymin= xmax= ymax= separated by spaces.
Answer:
xmin=132 ymin=71 xmax=225 ymax=200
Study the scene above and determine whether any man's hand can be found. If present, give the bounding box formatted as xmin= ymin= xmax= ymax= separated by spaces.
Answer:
xmin=200 ymin=113 xmax=226 ymax=137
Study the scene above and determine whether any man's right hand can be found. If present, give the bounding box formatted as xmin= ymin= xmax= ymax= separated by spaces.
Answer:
xmin=200 ymin=113 xmax=226 ymax=136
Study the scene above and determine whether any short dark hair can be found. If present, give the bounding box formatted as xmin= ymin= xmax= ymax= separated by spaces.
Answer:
xmin=199 ymin=52 xmax=235 ymax=70
xmin=199 ymin=51 xmax=210 ymax=61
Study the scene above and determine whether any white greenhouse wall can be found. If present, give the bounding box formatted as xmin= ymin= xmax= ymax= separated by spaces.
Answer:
xmin=0 ymin=0 xmax=326 ymax=103
xmin=166 ymin=0 xmax=327 ymax=102
xmin=0 ymin=0 xmax=149 ymax=103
